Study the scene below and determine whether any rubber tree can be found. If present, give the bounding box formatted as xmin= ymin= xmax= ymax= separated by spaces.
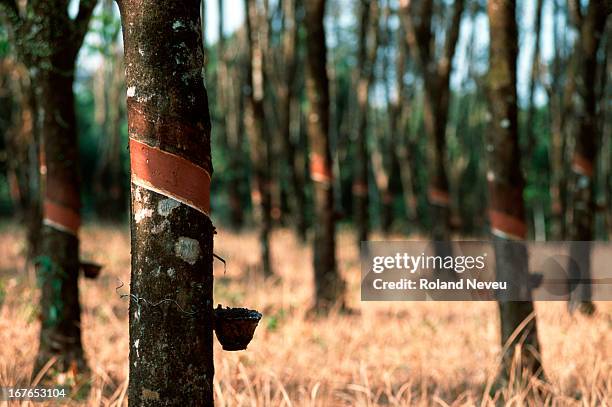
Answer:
xmin=0 ymin=57 xmax=41 ymax=258
xmin=245 ymin=0 xmax=273 ymax=276
xmin=566 ymin=0 xmax=610 ymax=314
xmin=304 ymin=0 xmax=346 ymax=312
xmin=117 ymin=0 xmax=215 ymax=404
xmin=0 ymin=9 xmax=41 ymax=261
xmin=93 ymin=0 xmax=127 ymax=221
xmin=227 ymin=26 xmax=250 ymax=231
xmin=524 ymin=0 xmax=544 ymax=160
xmin=399 ymin=0 xmax=464 ymax=241
xmin=1 ymin=0 xmax=97 ymax=375
xmin=0 ymin=61 xmax=12 ymax=181
xmin=259 ymin=0 xmax=285 ymax=225
xmin=352 ymin=0 xmax=379 ymax=244
xmin=392 ymin=24 xmax=418 ymax=229
xmin=216 ymin=0 xmax=245 ymax=230
xmin=372 ymin=3 xmax=394 ymax=235
xmin=376 ymin=2 xmax=414 ymax=235
xmin=523 ymin=0 xmax=544 ymax=240
xmin=269 ymin=0 xmax=308 ymax=241
xmin=546 ymin=0 xmax=570 ymax=240
xmin=487 ymin=0 xmax=543 ymax=381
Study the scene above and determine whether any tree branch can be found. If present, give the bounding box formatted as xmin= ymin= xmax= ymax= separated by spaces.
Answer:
xmin=398 ymin=0 xmax=422 ymax=69
xmin=438 ymin=0 xmax=464 ymax=80
xmin=398 ymin=0 xmax=432 ymax=73
xmin=72 ymin=0 xmax=98 ymax=49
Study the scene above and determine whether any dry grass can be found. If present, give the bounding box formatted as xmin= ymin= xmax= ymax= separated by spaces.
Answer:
xmin=0 ymin=222 xmax=610 ymax=406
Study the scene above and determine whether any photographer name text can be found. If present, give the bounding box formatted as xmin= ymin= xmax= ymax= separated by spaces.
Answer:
xmin=369 ymin=252 xmax=506 ymax=291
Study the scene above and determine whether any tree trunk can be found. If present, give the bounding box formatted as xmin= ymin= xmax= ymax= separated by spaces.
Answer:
xmin=226 ymin=29 xmax=248 ymax=230
xmin=602 ymin=26 xmax=612 ymax=239
xmin=1 ymin=61 xmax=42 ymax=260
xmin=0 ymin=0 xmax=96 ymax=377
xmin=549 ymin=93 xmax=565 ymax=239
xmin=117 ymin=0 xmax=215 ymax=404
xmin=487 ymin=0 xmax=542 ymax=382
xmin=352 ymin=0 xmax=379 ymax=243
xmin=560 ymin=55 xmax=581 ymax=236
xmin=371 ymin=138 xmax=393 ymax=234
xmin=276 ymin=0 xmax=307 ymax=240
xmin=524 ymin=0 xmax=543 ymax=160
xmin=375 ymin=4 xmax=396 ymax=236
xmin=392 ymin=26 xmax=418 ymax=228
xmin=93 ymin=20 xmax=127 ymax=222
xmin=217 ymin=0 xmax=246 ymax=231
xmin=245 ymin=0 xmax=273 ymax=276
xmin=423 ymin=78 xmax=453 ymax=240
xmin=399 ymin=0 xmax=463 ymax=251
xmin=566 ymin=0 xmax=610 ymax=314
xmin=259 ymin=0 xmax=285 ymax=226
xmin=35 ymin=63 xmax=87 ymax=376
xmin=0 ymin=61 xmax=12 ymax=202
xmin=304 ymin=0 xmax=346 ymax=312
xmin=106 ymin=49 xmax=127 ymax=216
xmin=547 ymin=0 xmax=571 ymax=240
xmin=289 ymin=90 xmax=309 ymax=242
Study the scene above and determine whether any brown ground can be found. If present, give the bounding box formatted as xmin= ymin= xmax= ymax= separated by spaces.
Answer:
xmin=0 ymin=222 xmax=610 ymax=406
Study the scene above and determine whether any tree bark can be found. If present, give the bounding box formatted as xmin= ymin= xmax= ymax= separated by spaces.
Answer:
xmin=566 ymin=0 xmax=610 ymax=314
xmin=245 ymin=0 xmax=273 ymax=276
xmin=305 ymin=0 xmax=346 ymax=312
xmin=487 ymin=0 xmax=543 ymax=381
xmin=117 ymin=0 xmax=215 ymax=404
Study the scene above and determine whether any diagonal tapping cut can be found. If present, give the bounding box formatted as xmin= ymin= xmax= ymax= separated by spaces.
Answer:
xmin=129 ymin=138 xmax=211 ymax=216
